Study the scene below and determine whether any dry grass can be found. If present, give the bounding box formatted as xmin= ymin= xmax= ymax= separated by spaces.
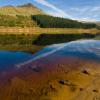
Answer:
xmin=0 ymin=5 xmax=43 ymax=16
xmin=0 ymin=27 xmax=99 ymax=34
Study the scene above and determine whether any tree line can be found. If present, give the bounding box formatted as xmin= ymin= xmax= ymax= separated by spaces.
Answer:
xmin=32 ymin=15 xmax=97 ymax=29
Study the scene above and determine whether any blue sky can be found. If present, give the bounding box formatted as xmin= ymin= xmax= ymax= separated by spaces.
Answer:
xmin=0 ymin=0 xmax=100 ymax=21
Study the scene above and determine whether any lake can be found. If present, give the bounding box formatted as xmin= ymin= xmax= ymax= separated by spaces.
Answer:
xmin=0 ymin=51 xmax=33 ymax=71
xmin=0 ymin=40 xmax=100 ymax=71
xmin=0 ymin=39 xmax=100 ymax=100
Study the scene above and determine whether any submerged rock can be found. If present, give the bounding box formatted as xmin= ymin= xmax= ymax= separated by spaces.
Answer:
xmin=82 ymin=70 xmax=90 ymax=75
xmin=29 ymin=65 xmax=42 ymax=72
xmin=59 ymin=80 xmax=76 ymax=86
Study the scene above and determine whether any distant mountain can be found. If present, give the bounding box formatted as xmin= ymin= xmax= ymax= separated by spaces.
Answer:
xmin=0 ymin=3 xmax=44 ymax=16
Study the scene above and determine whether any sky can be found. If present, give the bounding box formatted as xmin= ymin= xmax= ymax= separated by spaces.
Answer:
xmin=0 ymin=0 xmax=100 ymax=21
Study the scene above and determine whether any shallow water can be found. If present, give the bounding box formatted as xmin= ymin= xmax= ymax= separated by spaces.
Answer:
xmin=41 ymin=40 xmax=100 ymax=59
xmin=0 ymin=40 xmax=100 ymax=100
xmin=16 ymin=40 xmax=100 ymax=67
xmin=0 ymin=40 xmax=100 ymax=71
xmin=0 ymin=51 xmax=33 ymax=71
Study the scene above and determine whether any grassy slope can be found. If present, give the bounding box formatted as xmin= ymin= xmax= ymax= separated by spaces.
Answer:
xmin=0 ymin=3 xmax=44 ymax=27
xmin=0 ymin=15 xmax=38 ymax=27
xmin=0 ymin=3 xmax=44 ymax=16
xmin=0 ymin=4 xmax=98 ymax=31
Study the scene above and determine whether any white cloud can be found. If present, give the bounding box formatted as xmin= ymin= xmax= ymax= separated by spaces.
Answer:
xmin=33 ymin=0 xmax=100 ymax=21
xmin=78 ymin=17 xmax=97 ymax=22
xmin=70 ymin=7 xmax=89 ymax=12
xmin=34 ymin=0 xmax=73 ymax=18
xmin=68 ymin=6 xmax=100 ymax=21
xmin=46 ymin=11 xmax=67 ymax=18
xmin=90 ymin=7 xmax=100 ymax=12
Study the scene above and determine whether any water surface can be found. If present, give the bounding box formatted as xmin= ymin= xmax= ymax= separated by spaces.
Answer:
xmin=0 ymin=51 xmax=33 ymax=71
xmin=0 ymin=40 xmax=100 ymax=71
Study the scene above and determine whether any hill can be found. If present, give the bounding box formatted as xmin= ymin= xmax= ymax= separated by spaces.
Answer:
xmin=0 ymin=3 xmax=45 ymax=27
xmin=0 ymin=3 xmax=44 ymax=16
xmin=32 ymin=15 xmax=97 ymax=29
xmin=0 ymin=15 xmax=38 ymax=27
xmin=0 ymin=3 xmax=98 ymax=29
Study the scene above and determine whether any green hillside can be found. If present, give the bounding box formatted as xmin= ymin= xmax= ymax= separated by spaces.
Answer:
xmin=0 ymin=15 xmax=38 ymax=27
xmin=0 ymin=3 xmax=45 ymax=27
xmin=32 ymin=15 xmax=97 ymax=29
xmin=0 ymin=3 xmax=98 ymax=29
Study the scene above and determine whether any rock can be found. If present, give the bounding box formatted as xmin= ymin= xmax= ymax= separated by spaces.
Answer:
xmin=59 ymin=80 xmax=75 ymax=86
xmin=93 ymin=89 xmax=99 ymax=93
xmin=59 ymin=80 xmax=66 ymax=85
xmin=49 ymin=84 xmax=56 ymax=90
xmin=29 ymin=65 xmax=42 ymax=72
xmin=82 ymin=70 xmax=90 ymax=75
xmin=80 ymin=88 xmax=84 ymax=91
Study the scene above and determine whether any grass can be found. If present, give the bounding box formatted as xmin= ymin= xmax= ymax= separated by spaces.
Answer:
xmin=0 ymin=27 xmax=99 ymax=34
xmin=0 ymin=15 xmax=38 ymax=27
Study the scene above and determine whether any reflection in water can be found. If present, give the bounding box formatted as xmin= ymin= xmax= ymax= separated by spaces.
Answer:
xmin=0 ymin=40 xmax=100 ymax=100
xmin=17 ymin=40 xmax=100 ymax=68
xmin=0 ymin=40 xmax=100 ymax=71
xmin=0 ymin=51 xmax=32 ymax=71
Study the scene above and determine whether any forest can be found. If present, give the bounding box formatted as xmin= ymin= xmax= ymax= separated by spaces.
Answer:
xmin=32 ymin=15 xmax=97 ymax=29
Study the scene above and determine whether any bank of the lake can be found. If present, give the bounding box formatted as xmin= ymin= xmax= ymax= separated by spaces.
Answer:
xmin=0 ymin=34 xmax=43 ymax=53
xmin=0 ymin=33 xmax=99 ymax=53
